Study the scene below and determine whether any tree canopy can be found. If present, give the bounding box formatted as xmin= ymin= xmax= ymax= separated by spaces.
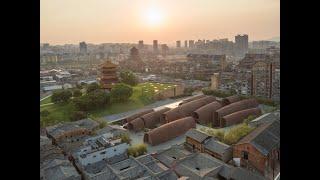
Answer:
xmin=72 ymin=89 xmax=110 ymax=111
xmin=86 ymin=83 xmax=100 ymax=94
xmin=110 ymin=83 xmax=133 ymax=103
xmin=51 ymin=89 xmax=72 ymax=103
xmin=120 ymin=70 xmax=139 ymax=86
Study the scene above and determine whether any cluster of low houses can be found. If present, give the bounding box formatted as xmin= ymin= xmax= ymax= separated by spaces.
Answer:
xmin=40 ymin=107 xmax=279 ymax=180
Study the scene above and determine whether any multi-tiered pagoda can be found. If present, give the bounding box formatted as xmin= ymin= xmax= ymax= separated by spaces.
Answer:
xmin=99 ymin=61 xmax=118 ymax=90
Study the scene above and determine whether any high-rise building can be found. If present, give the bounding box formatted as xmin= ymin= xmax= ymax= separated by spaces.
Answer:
xmin=43 ymin=43 xmax=50 ymax=49
xmin=161 ymin=44 xmax=169 ymax=57
xmin=176 ymin=41 xmax=181 ymax=48
xmin=184 ymin=40 xmax=188 ymax=48
xmin=235 ymin=34 xmax=249 ymax=56
xmin=138 ymin=40 xmax=144 ymax=49
xmin=153 ymin=40 xmax=158 ymax=53
xmin=79 ymin=41 xmax=87 ymax=54
xmin=189 ymin=40 xmax=195 ymax=48
xmin=211 ymin=73 xmax=220 ymax=90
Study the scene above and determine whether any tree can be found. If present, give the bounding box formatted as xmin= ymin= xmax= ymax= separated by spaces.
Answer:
xmin=120 ymin=70 xmax=139 ymax=86
xmin=73 ymin=89 xmax=82 ymax=97
xmin=51 ymin=89 xmax=72 ymax=103
xmin=40 ymin=110 xmax=50 ymax=117
xmin=70 ymin=111 xmax=87 ymax=121
xmin=72 ymin=89 xmax=110 ymax=111
xmin=110 ymin=83 xmax=133 ymax=103
xmin=86 ymin=83 xmax=100 ymax=94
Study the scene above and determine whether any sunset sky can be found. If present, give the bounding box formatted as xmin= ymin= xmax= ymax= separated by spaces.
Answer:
xmin=41 ymin=0 xmax=280 ymax=45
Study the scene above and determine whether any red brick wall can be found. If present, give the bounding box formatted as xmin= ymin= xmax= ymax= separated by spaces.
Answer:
xmin=186 ymin=137 xmax=203 ymax=152
xmin=233 ymin=143 xmax=267 ymax=174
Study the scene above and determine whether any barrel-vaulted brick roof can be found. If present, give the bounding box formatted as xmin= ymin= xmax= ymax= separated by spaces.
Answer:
xmin=220 ymin=107 xmax=262 ymax=127
xmin=163 ymin=96 xmax=216 ymax=123
xmin=192 ymin=101 xmax=222 ymax=125
xmin=144 ymin=117 xmax=196 ymax=146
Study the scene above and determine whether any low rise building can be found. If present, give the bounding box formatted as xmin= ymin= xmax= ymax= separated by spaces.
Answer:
xmin=41 ymin=159 xmax=81 ymax=180
xmin=78 ymin=154 xmax=178 ymax=180
xmin=40 ymin=136 xmax=81 ymax=180
xmin=45 ymin=119 xmax=99 ymax=152
xmin=74 ymin=133 xmax=129 ymax=166
xmin=185 ymin=129 xmax=232 ymax=162
xmin=233 ymin=120 xmax=280 ymax=177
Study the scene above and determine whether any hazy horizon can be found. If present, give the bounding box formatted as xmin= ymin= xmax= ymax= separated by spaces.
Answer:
xmin=41 ymin=0 xmax=280 ymax=45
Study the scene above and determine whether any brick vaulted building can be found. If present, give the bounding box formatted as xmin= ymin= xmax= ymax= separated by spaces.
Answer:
xmin=99 ymin=60 xmax=118 ymax=90
xmin=233 ymin=120 xmax=280 ymax=178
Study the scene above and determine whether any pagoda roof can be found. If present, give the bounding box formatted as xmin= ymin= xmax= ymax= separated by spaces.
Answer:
xmin=99 ymin=60 xmax=117 ymax=68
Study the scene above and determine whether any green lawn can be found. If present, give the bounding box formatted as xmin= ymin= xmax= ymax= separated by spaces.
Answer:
xmin=40 ymin=82 xmax=174 ymax=127
xmin=40 ymin=96 xmax=52 ymax=105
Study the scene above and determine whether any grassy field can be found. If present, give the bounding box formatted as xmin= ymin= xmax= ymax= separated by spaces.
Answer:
xmin=40 ymin=82 xmax=173 ymax=127
xmin=40 ymin=96 xmax=52 ymax=105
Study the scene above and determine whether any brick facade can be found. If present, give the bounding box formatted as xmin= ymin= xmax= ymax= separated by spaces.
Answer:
xmin=233 ymin=143 xmax=267 ymax=175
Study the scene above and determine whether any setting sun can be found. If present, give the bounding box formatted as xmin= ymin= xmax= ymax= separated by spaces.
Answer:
xmin=146 ymin=8 xmax=163 ymax=27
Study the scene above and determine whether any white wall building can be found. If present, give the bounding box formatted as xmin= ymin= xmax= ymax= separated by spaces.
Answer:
xmin=76 ymin=133 xmax=129 ymax=166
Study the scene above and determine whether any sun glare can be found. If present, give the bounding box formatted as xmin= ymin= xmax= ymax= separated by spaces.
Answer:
xmin=146 ymin=8 xmax=163 ymax=26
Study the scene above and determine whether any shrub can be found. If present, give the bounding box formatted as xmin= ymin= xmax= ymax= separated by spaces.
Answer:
xmin=99 ymin=121 xmax=107 ymax=129
xmin=214 ymin=130 xmax=225 ymax=142
xmin=73 ymin=89 xmax=82 ymax=97
xmin=120 ymin=134 xmax=131 ymax=144
xmin=70 ymin=111 xmax=87 ymax=121
xmin=202 ymin=88 xmax=235 ymax=98
xmin=244 ymin=115 xmax=256 ymax=124
xmin=127 ymin=144 xmax=147 ymax=157
xmin=183 ymin=87 xmax=194 ymax=96
xmin=224 ymin=124 xmax=254 ymax=145
xmin=40 ymin=110 xmax=50 ymax=117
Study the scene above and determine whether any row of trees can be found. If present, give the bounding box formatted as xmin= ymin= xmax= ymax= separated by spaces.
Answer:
xmin=202 ymin=88 xmax=237 ymax=98
xmin=202 ymin=88 xmax=279 ymax=107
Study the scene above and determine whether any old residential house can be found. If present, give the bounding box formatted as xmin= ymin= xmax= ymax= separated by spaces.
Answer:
xmin=185 ymin=129 xmax=232 ymax=162
xmin=233 ymin=120 xmax=280 ymax=177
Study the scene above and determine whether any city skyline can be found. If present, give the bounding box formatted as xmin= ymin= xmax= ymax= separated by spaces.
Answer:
xmin=41 ymin=0 xmax=279 ymax=45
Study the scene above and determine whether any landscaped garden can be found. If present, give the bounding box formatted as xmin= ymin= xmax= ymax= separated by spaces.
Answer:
xmin=40 ymin=82 xmax=174 ymax=127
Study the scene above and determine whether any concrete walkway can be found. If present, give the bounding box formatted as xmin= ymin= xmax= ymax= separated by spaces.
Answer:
xmin=102 ymin=93 xmax=204 ymax=123
xmin=40 ymin=103 xmax=54 ymax=107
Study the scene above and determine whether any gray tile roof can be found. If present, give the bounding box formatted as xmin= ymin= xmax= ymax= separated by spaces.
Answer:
xmin=204 ymin=138 xmax=231 ymax=155
xmin=46 ymin=118 xmax=99 ymax=138
xmin=41 ymin=159 xmax=81 ymax=180
xmin=249 ymin=112 xmax=280 ymax=127
xmin=185 ymin=129 xmax=211 ymax=143
xmin=237 ymin=120 xmax=280 ymax=156
xmin=230 ymin=167 xmax=267 ymax=180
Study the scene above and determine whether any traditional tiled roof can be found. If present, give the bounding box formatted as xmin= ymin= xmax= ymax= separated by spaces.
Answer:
xmin=230 ymin=167 xmax=267 ymax=180
xmin=185 ymin=129 xmax=211 ymax=143
xmin=41 ymin=159 xmax=81 ymax=180
xmin=46 ymin=118 xmax=99 ymax=139
xmin=237 ymin=120 xmax=280 ymax=156
xmin=203 ymin=138 xmax=231 ymax=156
